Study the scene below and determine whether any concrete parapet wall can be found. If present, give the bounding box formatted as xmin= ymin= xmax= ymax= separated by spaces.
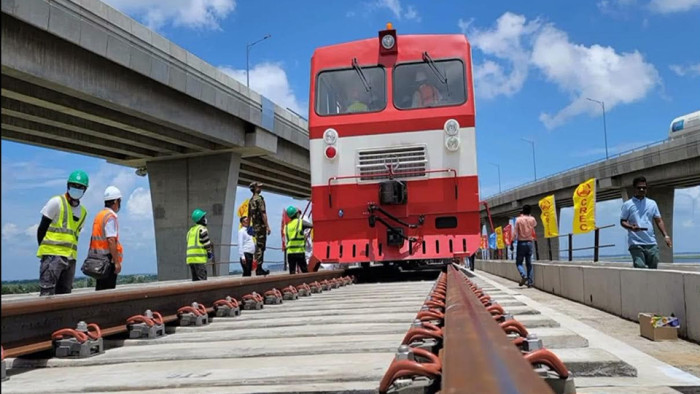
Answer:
xmin=475 ymin=259 xmax=700 ymax=343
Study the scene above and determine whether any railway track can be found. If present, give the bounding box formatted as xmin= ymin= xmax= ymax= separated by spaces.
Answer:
xmin=2 ymin=265 xmax=698 ymax=393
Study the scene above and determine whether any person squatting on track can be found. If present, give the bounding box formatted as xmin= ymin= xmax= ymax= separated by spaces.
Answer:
xmin=238 ymin=216 xmax=255 ymax=277
xmin=186 ymin=208 xmax=214 ymax=281
xmin=36 ymin=170 xmax=89 ymax=296
xmin=284 ymin=206 xmax=313 ymax=275
xmin=87 ymin=186 xmax=124 ymax=291
xmin=248 ymin=181 xmax=271 ymax=276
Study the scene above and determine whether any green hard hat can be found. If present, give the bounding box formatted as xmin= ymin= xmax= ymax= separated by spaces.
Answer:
xmin=286 ymin=206 xmax=298 ymax=218
xmin=67 ymin=170 xmax=89 ymax=187
xmin=191 ymin=208 xmax=206 ymax=223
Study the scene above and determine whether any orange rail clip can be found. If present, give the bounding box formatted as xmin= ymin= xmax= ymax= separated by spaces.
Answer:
xmin=378 ymin=347 xmax=442 ymax=393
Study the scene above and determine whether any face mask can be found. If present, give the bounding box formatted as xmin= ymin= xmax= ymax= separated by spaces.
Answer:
xmin=68 ymin=187 xmax=85 ymax=200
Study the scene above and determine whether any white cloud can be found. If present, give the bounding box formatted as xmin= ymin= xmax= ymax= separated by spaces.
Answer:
xmin=532 ymin=25 xmax=660 ymax=129
xmin=24 ymin=224 xmax=39 ymax=238
xmin=2 ymin=223 xmax=21 ymax=240
xmin=373 ymin=0 xmax=421 ymax=21
xmin=219 ymin=63 xmax=306 ymax=115
xmin=104 ymin=0 xmax=236 ymax=30
xmin=649 ymin=0 xmax=700 ymax=13
xmin=404 ymin=5 xmax=421 ymax=21
xmin=127 ymin=187 xmax=153 ymax=220
xmin=1 ymin=223 xmax=37 ymax=241
xmin=461 ymin=13 xmax=540 ymax=99
xmin=462 ymin=13 xmax=659 ymax=129
xmin=669 ymin=63 xmax=700 ymax=77
xmin=597 ymin=0 xmax=638 ymax=14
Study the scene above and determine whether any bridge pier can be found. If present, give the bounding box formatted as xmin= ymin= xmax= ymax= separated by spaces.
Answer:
xmin=651 ymin=187 xmax=675 ymax=263
xmin=148 ymin=153 xmax=241 ymax=280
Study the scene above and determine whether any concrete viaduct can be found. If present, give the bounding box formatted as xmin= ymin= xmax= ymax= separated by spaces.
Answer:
xmin=1 ymin=0 xmax=311 ymax=280
xmin=481 ymin=133 xmax=700 ymax=263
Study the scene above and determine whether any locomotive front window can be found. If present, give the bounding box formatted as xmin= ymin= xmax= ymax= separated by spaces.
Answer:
xmin=393 ymin=59 xmax=467 ymax=110
xmin=315 ymin=66 xmax=386 ymax=116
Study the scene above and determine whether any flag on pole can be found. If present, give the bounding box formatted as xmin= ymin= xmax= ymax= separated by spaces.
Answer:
xmin=236 ymin=198 xmax=250 ymax=229
xmin=488 ymin=233 xmax=497 ymax=249
xmin=495 ymin=226 xmax=505 ymax=249
xmin=538 ymin=195 xmax=559 ymax=238
xmin=573 ymin=178 xmax=596 ymax=234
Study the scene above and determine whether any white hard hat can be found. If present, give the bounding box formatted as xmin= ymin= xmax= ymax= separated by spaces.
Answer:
xmin=104 ymin=185 xmax=122 ymax=201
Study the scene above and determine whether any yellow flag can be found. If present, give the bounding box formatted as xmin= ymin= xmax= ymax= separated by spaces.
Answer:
xmin=538 ymin=195 xmax=559 ymax=238
xmin=573 ymin=178 xmax=596 ymax=234
xmin=237 ymin=198 xmax=249 ymax=229
xmin=495 ymin=226 xmax=505 ymax=249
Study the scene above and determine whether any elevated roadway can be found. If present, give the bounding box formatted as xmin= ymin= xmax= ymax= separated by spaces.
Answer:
xmin=481 ymin=133 xmax=700 ymax=262
xmin=1 ymin=0 xmax=312 ymax=279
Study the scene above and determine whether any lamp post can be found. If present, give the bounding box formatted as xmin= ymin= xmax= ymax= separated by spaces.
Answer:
xmin=489 ymin=162 xmax=501 ymax=193
xmin=246 ymin=34 xmax=271 ymax=89
xmin=586 ymin=97 xmax=609 ymax=160
xmin=521 ymin=137 xmax=536 ymax=181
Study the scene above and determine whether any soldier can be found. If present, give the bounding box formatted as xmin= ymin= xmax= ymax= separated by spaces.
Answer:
xmin=248 ymin=182 xmax=271 ymax=276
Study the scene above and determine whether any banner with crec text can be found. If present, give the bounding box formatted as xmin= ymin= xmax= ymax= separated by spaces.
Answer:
xmin=538 ymin=195 xmax=559 ymax=238
xmin=495 ymin=226 xmax=505 ymax=249
xmin=573 ymin=178 xmax=596 ymax=234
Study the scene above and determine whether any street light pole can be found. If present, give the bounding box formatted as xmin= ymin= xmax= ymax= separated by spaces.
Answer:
xmin=521 ymin=138 xmax=536 ymax=181
xmin=246 ymin=34 xmax=271 ymax=89
xmin=489 ymin=162 xmax=501 ymax=193
xmin=586 ymin=97 xmax=609 ymax=160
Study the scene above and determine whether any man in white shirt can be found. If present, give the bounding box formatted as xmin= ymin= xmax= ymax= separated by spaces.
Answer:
xmin=238 ymin=216 xmax=255 ymax=277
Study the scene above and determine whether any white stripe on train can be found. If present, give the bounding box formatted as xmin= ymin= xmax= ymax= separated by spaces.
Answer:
xmin=310 ymin=127 xmax=476 ymax=187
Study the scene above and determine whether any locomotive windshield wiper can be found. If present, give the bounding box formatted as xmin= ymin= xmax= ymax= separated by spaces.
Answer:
xmin=352 ymin=58 xmax=372 ymax=92
xmin=422 ymin=52 xmax=447 ymax=86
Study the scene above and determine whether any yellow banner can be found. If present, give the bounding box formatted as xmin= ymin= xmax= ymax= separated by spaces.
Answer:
xmin=495 ymin=226 xmax=505 ymax=249
xmin=573 ymin=178 xmax=596 ymax=234
xmin=237 ymin=198 xmax=250 ymax=229
xmin=538 ymin=195 xmax=559 ymax=238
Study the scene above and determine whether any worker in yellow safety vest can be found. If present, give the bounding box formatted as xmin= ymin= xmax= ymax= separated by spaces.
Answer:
xmin=36 ymin=170 xmax=89 ymax=296
xmin=186 ymin=208 xmax=214 ymax=281
xmin=284 ymin=206 xmax=313 ymax=274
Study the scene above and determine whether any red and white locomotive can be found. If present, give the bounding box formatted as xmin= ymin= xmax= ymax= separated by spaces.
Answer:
xmin=308 ymin=24 xmax=480 ymax=268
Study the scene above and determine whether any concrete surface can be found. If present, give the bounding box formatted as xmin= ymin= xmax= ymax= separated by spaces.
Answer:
xmin=477 ymin=260 xmax=700 ymax=343
xmin=469 ymin=268 xmax=700 ymax=392
xmin=5 ymin=272 xmax=697 ymax=393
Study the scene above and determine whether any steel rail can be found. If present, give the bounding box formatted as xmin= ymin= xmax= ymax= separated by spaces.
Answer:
xmin=441 ymin=265 xmax=553 ymax=393
xmin=1 ymin=271 xmax=342 ymax=358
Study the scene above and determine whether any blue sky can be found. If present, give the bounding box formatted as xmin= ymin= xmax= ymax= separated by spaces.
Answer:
xmin=2 ymin=0 xmax=700 ymax=280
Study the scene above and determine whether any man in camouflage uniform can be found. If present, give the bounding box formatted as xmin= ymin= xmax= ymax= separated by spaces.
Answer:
xmin=248 ymin=181 xmax=271 ymax=276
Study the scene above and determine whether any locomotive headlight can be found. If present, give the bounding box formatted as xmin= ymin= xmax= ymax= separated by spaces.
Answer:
xmin=445 ymin=136 xmax=460 ymax=151
xmin=323 ymin=128 xmax=338 ymax=145
xmin=444 ymin=119 xmax=459 ymax=136
xmin=381 ymin=34 xmax=395 ymax=50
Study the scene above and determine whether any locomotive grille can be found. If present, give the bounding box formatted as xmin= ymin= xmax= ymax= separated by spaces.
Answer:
xmin=357 ymin=145 xmax=428 ymax=181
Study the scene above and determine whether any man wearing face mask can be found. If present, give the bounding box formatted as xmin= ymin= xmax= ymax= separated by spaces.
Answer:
xmin=186 ymin=208 xmax=214 ymax=281
xmin=36 ymin=170 xmax=89 ymax=296
xmin=88 ymin=186 xmax=124 ymax=291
